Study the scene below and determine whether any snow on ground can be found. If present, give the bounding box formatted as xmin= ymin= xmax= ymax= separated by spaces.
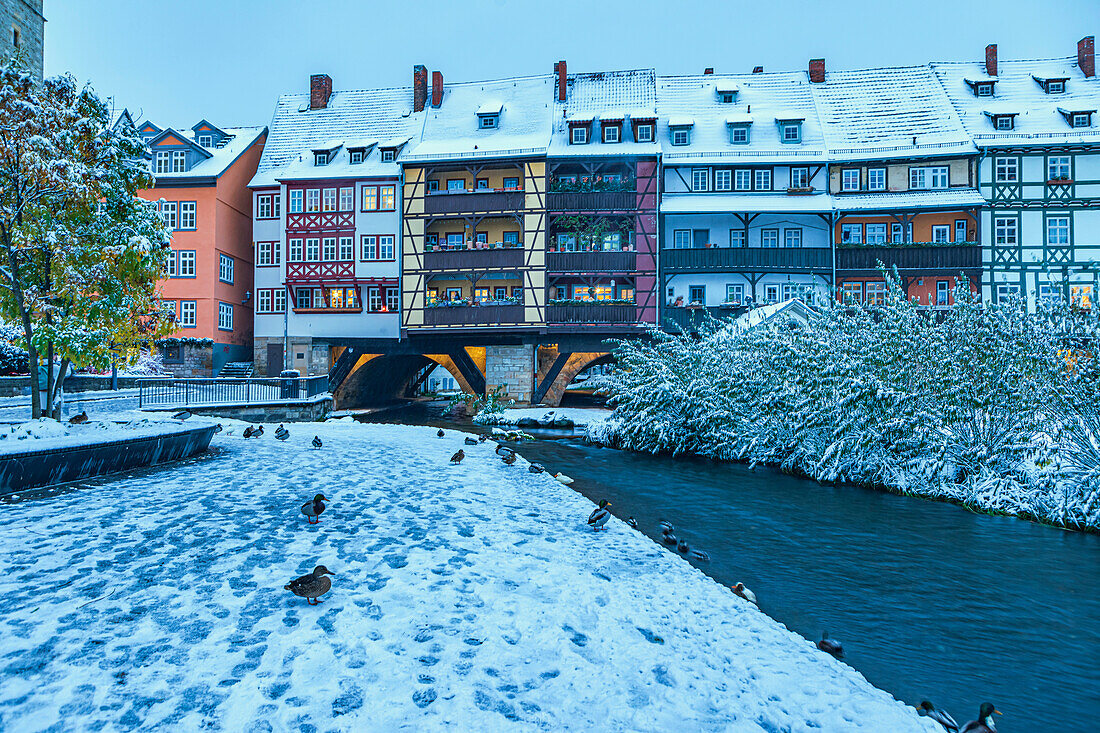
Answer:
xmin=0 ymin=417 xmax=195 ymax=457
xmin=481 ymin=407 xmax=612 ymax=428
xmin=0 ymin=418 xmax=935 ymax=731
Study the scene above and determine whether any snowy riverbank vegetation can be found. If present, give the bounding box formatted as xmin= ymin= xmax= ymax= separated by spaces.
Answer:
xmin=594 ymin=278 xmax=1100 ymax=531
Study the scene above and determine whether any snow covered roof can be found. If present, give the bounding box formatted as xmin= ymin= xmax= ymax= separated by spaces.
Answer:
xmin=810 ymin=66 xmax=975 ymax=160
xmin=832 ymin=188 xmax=987 ymax=212
xmin=661 ymin=192 xmax=834 ymax=214
xmin=251 ymin=86 xmax=421 ymax=187
xmin=477 ymin=101 xmax=503 ymax=116
xmin=657 ymin=72 xmax=826 ymax=162
xmin=730 ymin=298 xmax=819 ymax=334
xmin=149 ymin=124 xmax=266 ymax=181
xmin=404 ymin=75 xmax=554 ymax=162
xmin=550 ymin=68 xmax=660 ymax=156
xmin=725 ymin=114 xmax=753 ymax=125
xmin=931 ymin=56 xmax=1100 ymax=147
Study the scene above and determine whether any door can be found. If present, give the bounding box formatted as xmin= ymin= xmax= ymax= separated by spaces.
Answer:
xmin=266 ymin=343 xmax=283 ymax=376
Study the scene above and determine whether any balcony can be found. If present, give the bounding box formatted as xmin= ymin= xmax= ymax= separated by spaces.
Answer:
xmin=661 ymin=247 xmax=830 ymax=273
xmin=546 ymin=191 xmax=636 ymax=212
xmin=423 ymin=246 xmax=525 ymax=271
xmin=546 ymin=303 xmax=638 ymax=325
xmin=546 ymin=250 xmax=636 ymax=274
xmin=423 ymin=190 xmax=525 ymax=215
xmin=422 ymin=303 xmax=525 ymax=326
xmin=662 ymin=306 xmax=741 ymax=334
xmin=837 ymin=244 xmax=981 ymax=273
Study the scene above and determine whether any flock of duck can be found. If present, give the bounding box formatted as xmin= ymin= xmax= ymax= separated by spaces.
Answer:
xmin=204 ymin=419 xmax=1002 ymax=732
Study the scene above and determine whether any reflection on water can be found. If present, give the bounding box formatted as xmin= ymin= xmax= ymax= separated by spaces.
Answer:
xmin=365 ymin=401 xmax=1100 ymax=733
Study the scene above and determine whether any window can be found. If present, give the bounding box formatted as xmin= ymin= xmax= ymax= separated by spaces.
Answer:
xmin=361 ymin=186 xmax=378 ymax=211
xmin=367 ymin=287 xmax=383 ymax=311
xmin=475 ymin=178 xmax=489 ymax=190
xmin=890 ymin=223 xmax=913 ymax=244
xmin=379 ymin=235 xmax=395 ymax=260
xmin=688 ymin=285 xmax=705 ymax=305
xmin=672 ymin=230 xmax=691 ymax=249
xmin=955 ymin=220 xmax=968 ymax=243
xmin=936 ymin=281 xmax=950 ymax=306
xmin=322 ymin=237 xmax=337 ymax=261
xmin=718 ymin=91 xmax=736 ymax=104
xmin=931 ymin=167 xmax=948 ymax=188
xmin=910 ymin=166 xmax=948 ymax=189
xmin=380 ymin=149 xmax=395 ymax=163
xmin=178 ymin=250 xmax=196 ymax=276
xmin=257 ymin=194 xmax=273 ymax=219
xmin=729 ymin=126 xmax=749 ymax=144
xmin=994 ymin=217 xmax=1018 ymax=246
xmin=1071 ymin=113 xmax=1090 ymax=128
xmin=996 ymin=283 xmax=1020 ymax=302
xmin=734 ymin=170 xmax=751 ymax=191
xmin=503 ymin=177 xmax=520 ymax=189
xmin=314 ymin=152 xmax=329 ymax=166
xmin=783 ymin=229 xmax=802 ymax=248
xmin=603 ymin=125 xmax=620 ymax=143
xmin=322 ymin=188 xmax=337 ymax=212
xmin=841 ymin=282 xmax=863 ymax=304
xmin=868 ymin=168 xmax=886 ymax=191
xmin=571 ymin=126 xmax=588 ymax=144
xmin=841 ymin=169 xmax=860 ymax=192
xmin=289 ymin=238 xmax=303 ymax=261
xmin=160 ymin=201 xmax=177 ymax=230
xmin=754 ymin=169 xmax=771 ymax=191
xmin=1046 ymin=216 xmax=1070 ymax=246
xmin=427 ymin=179 xmax=440 ymax=192
xmin=780 ymin=123 xmax=801 ymax=143
xmin=725 ymin=284 xmax=744 ymax=304
xmin=975 ymin=83 xmax=993 ymax=97
xmin=446 ymin=232 xmax=463 ymax=248
xmin=729 ymin=229 xmax=746 ymax=247
xmin=866 ymin=282 xmax=886 ymax=305
xmin=635 ymin=124 xmax=654 ymax=142
xmin=360 ymin=235 xmax=377 ymax=260
xmin=931 ymin=225 xmax=950 ymax=243
xmin=764 ymin=284 xmax=780 ymax=303
xmin=865 ymin=224 xmax=887 ymax=244
xmin=155 ymin=151 xmax=170 ymax=174
xmin=305 ymin=238 xmax=320 ymax=261
xmin=385 ymin=287 xmax=399 ymax=312
xmin=671 ymin=127 xmax=690 ymax=146
xmin=350 ymin=149 xmax=364 ymax=164
xmin=12 ymin=26 xmax=18 ymax=48
xmin=503 ymin=231 xmax=519 ymax=245
xmin=995 ymin=115 xmax=1015 ymax=131
xmin=271 ymin=194 xmax=281 ymax=219
xmin=380 ymin=186 xmax=395 ymax=210
xmin=493 ymin=287 xmax=507 ymax=301
xmin=1047 ymin=80 xmax=1065 ymax=94
xmin=761 ymin=229 xmax=779 ymax=248
xmin=179 ymin=201 xmax=196 ymax=230
xmin=781 ymin=283 xmax=802 ymax=302
xmin=257 ymin=290 xmax=271 ymax=314
xmin=289 ymin=190 xmax=303 ymax=213
xmin=1048 ymin=156 xmax=1071 ymax=181
xmin=473 ymin=288 xmax=491 ymax=304
xmin=714 ymin=169 xmax=732 ymax=191
xmin=840 ymin=223 xmax=862 ymax=244
xmin=1071 ymin=284 xmax=1093 ymax=309
xmin=219 ymin=253 xmax=234 ymax=283
xmin=790 ymin=167 xmax=809 ymax=189
xmin=296 ymin=288 xmax=312 ymax=309
xmin=165 ymin=250 xmax=176 ymax=277
xmin=313 ymin=288 xmax=326 ymax=308
xmin=995 ymin=157 xmax=1019 ymax=182
xmin=479 ymin=115 xmax=498 ymax=129
xmin=339 ymin=187 xmax=354 ymax=212
xmin=338 ymin=236 xmax=354 ymax=260
xmin=691 ymin=168 xmax=709 ymax=192
xmin=257 ymin=241 xmax=273 ymax=266
xmin=305 ymin=189 xmax=320 ymax=212
xmin=180 ymin=301 xmax=197 ymax=327
xmin=171 ymin=151 xmax=186 ymax=172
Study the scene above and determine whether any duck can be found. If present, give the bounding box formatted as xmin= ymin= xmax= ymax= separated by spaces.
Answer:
xmin=554 ymin=472 xmax=574 ymax=485
xmin=437 ymin=428 xmax=445 ymax=438
xmin=284 ymin=565 xmax=335 ymax=605
xmin=676 ymin=539 xmax=690 ymax=554
xmin=464 ymin=436 xmax=478 ymax=446
xmin=690 ymin=549 xmax=711 ymax=562
xmin=478 ymin=434 xmax=488 ymax=443
xmin=172 ymin=409 xmax=192 ymax=421
xmin=68 ymin=410 xmax=88 ymax=424
xmin=312 ymin=435 xmax=323 ymax=449
xmin=450 ymin=449 xmax=465 ymax=464
xmin=626 ymin=516 xmax=638 ymax=529
xmin=253 ymin=425 xmax=264 ymax=438
xmin=917 ymin=701 xmax=959 ymax=732
xmin=587 ymin=499 xmax=612 ymax=530
xmin=816 ymin=631 xmax=843 ymax=657
xmin=274 ymin=424 xmax=288 ymax=437
xmin=495 ymin=444 xmax=514 ymax=457
xmin=959 ymin=703 xmax=1001 ymax=733
xmin=659 ymin=520 xmax=674 ymax=533
xmin=242 ymin=425 xmax=254 ymax=438
xmin=301 ymin=493 xmax=327 ymax=524
xmin=528 ymin=463 xmax=546 ymax=474
xmin=501 ymin=451 xmax=516 ymax=466
xmin=212 ymin=423 xmax=223 ymax=434
xmin=731 ymin=582 xmax=757 ymax=605
xmin=276 ymin=427 xmax=290 ymax=442
xmin=661 ymin=530 xmax=678 ymax=546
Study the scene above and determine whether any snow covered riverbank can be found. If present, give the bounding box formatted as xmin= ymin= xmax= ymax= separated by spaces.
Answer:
xmin=0 ymin=419 xmax=936 ymax=730
xmin=474 ymin=407 xmax=612 ymax=429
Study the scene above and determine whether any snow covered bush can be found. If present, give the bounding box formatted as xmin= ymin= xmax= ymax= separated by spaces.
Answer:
xmin=461 ymin=385 xmax=516 ymax=424
xmin=120 ymin=350 xmax=167 ymax=376
xmin=0 ymin=323 xmax=28 ymax=374
xmin=598 ymin=275 xmax=1100 ymax=530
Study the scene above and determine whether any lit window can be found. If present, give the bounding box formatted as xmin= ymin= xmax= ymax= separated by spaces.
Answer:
xmin=380 ymin=186 xmax=395 ymax=210
xmin=361 ymin=186 xmax=378 ymax=211
xmin=866 ymin=282 xmax=886 ymax=305
xmin=841 ymin=282 xmax=863 ymax=304
xmin=322 ymin=188 xmax=337 ymax=212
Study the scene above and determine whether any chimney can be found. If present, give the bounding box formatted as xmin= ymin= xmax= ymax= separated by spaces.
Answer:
xmin=413 ymin=65 xmax=427 ymax=112
xmin=554 ymin=60 xmax=567 ymax=102
xmin=809 ymin=58 xmax=825 ymax=83
xmin=752 ymin=66 xmax=764 ymax=74
xmin=1079 ymin=36 xmax=1095 ymax=78
xmin=431 ymin=70 xmax=444 ymax=108
xmin=310 ymin=74 xmax=332 ymax=110
xmin=985 ymin=44 xmax=998 ymax=77
xmin=703 ymin=67 xmax=714 ymax=75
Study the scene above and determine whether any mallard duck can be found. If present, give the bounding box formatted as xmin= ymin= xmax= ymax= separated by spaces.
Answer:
xmin=917 ymin=701 xmax=959 ymax=732
xmin=528 ymin=463 xmax=546 ymax=474
xmin=478 ymin=434 xmax=487 ymax=443
xmin=731 ymin=582 xmax=757 ymax=604
xmin=959 ymin=703 xmax=1001 ymax=733
xmin=243 ymin=425 xmax=256 ymax=438
xmin=213 ymin=423 xmax=223 ymax=434
xmin=312 ymin=435 xmax=323 ymax=449
xmin=587 ymin=499 xmax=612 ymax=530
xmin=284 ymin=565 xmax=335 ymax=605
xmin=501 ymin=451 xmax=516 ymax=465
xmin=691 ymin=549 xmax=710 ymax=562
xmin=172 ymin=409 xmax=192 ymax=420
xmin=626 ymin=516 xmax=638 ymax=529
xmin=659 ymin=520 xmax=674 ymax=533
xmin=253 ymin=425 xmax=264 ymax=438
xmin=495 ymin=444 xmax=514 ymax=457
xmin=301 ymin=493 xmax=327 ymax=524
xmin=68 ymin=410 xmax=88 ymax=424
xmin=661 ymin=530 xmax=678 ymax=546
xmin=274 ymin=424 xmax=287 ymax=437
xmin=817 ymin=631 xmax=843 ymax=657
xmin=276 ymin=427 xmax=290 ymax=442
xmin=554 ymin=472 xmax=573 ymax=485
xmin=450 ymin=449 xmax=465 ymax=464
xmin=464 ymin=436 xmax=478 ymax=446
xmin=437 ymin=428 xmax=445 ymax=438
xmin=676 ymin=539 xmax=690 ymax=554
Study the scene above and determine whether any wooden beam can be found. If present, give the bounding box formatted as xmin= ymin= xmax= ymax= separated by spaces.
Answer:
xmin=531 ymin=351 xmax=571 ymax=405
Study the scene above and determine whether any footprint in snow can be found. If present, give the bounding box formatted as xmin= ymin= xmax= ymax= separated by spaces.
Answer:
xmin=637 ymin=627 xmax=666 ymax=644
xmin=561 ymin=624 xmax=588 ymax=647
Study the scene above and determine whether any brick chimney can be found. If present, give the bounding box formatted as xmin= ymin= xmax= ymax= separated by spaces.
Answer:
xmin=752 ymin=66 xmax=764 ymax=74
xmin=310 ymin=74 xmax=332 ymax=110
xmin=413 ymin=65 xmax=428 ymax=112
xmin=1079 ymin=36 xmax=1095 ymax=78
xmin=985 ymin=44 xmax=998 ymax=77
xmin=809 ymin=58 xmax=825 ymax=83
xmin=554 ymin=60 xmax=567 ymax=102
xmin=703 ymin=67 xmax=714 ymax=75
xmin=431 ymin=70 xmax=444 ymax=108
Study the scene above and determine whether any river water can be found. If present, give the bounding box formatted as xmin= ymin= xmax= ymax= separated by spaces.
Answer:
xmin=364 ymin=401 xmax=1100 ymax=733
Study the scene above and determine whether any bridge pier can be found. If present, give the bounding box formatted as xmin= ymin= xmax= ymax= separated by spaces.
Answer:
xmin=485 ymin=345 xmax=535 ymax=404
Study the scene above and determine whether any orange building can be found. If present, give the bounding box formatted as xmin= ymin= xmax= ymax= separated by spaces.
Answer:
xmin=117 ymin=113 xmax=267 ymax=375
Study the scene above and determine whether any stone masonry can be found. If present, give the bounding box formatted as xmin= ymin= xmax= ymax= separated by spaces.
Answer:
xmin=0 ymin=0 xmax=43 ymax=78
xmin=485 ymin=345 xmax=535 ymax=404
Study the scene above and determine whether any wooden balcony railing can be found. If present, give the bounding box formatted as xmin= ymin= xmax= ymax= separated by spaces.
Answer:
xmin=423 ymin=190 xmax=525 ymax=215
xmin=836 ymin=244 xmax=982 ymax=272
xmin=546 ymin=250 xmax=637 ymax=273
xmin=546 ymin=303 xmax=638 ymax=324
xmin=423 ymin=247 xmax=525 ymax=271
xmin=422 ymin=303 xmax=525 ymax=326
xmin=661 ymin=247 xmax=830 ymax=272
xmin=662 ymin=306 xmax=739 ymax=334
xmin=546 ymin=191 xmax=636 ymax=211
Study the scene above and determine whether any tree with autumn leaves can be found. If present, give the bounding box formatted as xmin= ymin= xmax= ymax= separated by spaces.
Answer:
xmin=0 ymin=60 xmax=172 ymax=418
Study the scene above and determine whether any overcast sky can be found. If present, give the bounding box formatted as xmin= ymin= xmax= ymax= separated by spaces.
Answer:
xmin=46 ymin=0 xmax=1094 ymax=130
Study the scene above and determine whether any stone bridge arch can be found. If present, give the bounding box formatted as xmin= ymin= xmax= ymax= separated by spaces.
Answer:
xmin=534 ymin=351 xmax=615 ymax=406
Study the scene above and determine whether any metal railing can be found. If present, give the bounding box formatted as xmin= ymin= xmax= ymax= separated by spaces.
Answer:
xmin=138 ymin=375 xmax=330 ymax=408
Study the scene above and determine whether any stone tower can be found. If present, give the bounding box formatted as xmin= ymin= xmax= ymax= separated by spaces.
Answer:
xmin=1 ymin=0 xmax=43 ymax=78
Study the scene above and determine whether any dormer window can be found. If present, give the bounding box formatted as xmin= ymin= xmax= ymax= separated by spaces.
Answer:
xmin=669 ymin=118 xmax=694 ymax=146
xmin=477 ymin=101 xmax=503 ymax=130
xmin=1034 ymin=75 xmax=1068 ymax=94
xmin=1072 ymin=113 xmax=1090 ymax=128
xmin=571 ymin=126 xmax=588 ymax=144
xmin=1058 ymin=108 xmax=1095 ymax=129
xmin=726 ymin=115 xmax=752 ymax=144
xmin=715 ymin=83 xmax=738 ymax=104
xmin=478 ymin=114 xmax=498 ymax=129
xmin=198 ymin=134 xmax=212 ymax=147
xmin=603 ymin=124 xmax=619 ymax=143
xmin=380 ymin=149 xmax=395 ymax=163
xmin=984 ymin=111 xmax=1018 ymax=131
xmin=965 ymin=78 xmax=996 ymax=97
xmin=634 ymin=123 xmax=654 ymax=142
xmin=775 ymin=117 xmax=803 ymax=144
xmin=314 ymin=152 xmax=329 ymax=166
xmin=349 ymin=149 xmax=364 ymax=164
